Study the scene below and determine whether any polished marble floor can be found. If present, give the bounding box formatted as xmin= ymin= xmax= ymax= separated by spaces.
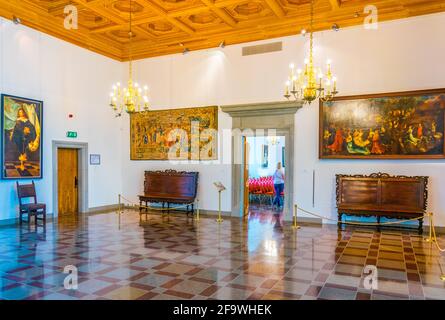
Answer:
xmin=0 ymin=206 xmax=445 ymax=300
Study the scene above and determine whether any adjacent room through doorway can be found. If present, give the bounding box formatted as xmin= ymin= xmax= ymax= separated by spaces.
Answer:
xmin=243 ymin=135 xmax=286 ymax=225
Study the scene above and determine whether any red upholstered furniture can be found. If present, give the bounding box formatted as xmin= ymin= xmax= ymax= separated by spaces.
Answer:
xmin=248 ymin=176 xmax=284 ymax=204
xmin=16 ymin=181 xmax=47 ymax=225
xmin=139 ymin=170 xmax=199 ymax=214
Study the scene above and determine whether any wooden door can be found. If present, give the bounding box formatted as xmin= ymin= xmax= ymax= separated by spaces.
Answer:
xmin=243 ymin=138 xmax=250 ymax=216
xmin=58 ymin=148 xmax=79 ymax=216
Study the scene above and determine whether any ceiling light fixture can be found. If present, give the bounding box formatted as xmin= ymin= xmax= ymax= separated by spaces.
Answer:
xmin=12 ymin=16 xmax=21 ymax=25
xmin=301 ymin=29 xmax=307 ymax=36
xmin=219 ymin=41 xmax=226 ymax=49
xmin=332 ymin=23 xmax=340 ymax=31
xmin=183 ymin=48 xmax=189 ymax=55
xmin=109 ymin=0 xmax=149 ymax=116
xmin=284 ymin=0 xmax=339 ymax=104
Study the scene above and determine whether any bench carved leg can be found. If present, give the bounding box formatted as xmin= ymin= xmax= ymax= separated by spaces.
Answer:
xmin=418 ymin=218 xmax=424 ymax=235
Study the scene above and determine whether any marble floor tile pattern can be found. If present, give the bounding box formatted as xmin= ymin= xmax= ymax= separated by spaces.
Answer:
xmin=0 ymin=206 xmax=444 ymax=300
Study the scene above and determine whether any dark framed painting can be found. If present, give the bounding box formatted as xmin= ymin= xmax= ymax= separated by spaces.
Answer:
xmin=130 ymin=106 xmax=218 ymax=160
xmin=282 ymin=146 xmax=286 ymax=167
xmin=319 ymin=89 xmax=445 ymax=159
xmin=261 ymin=144 xmax=269 ymax=168
xmin=1 ymin=94 xmax=43 ymax=179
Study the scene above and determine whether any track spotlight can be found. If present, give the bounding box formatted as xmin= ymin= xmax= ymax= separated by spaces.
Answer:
xmin=12 ymin=16 xmax=21 ymax=25
xmin=182 ymin=48 xmax=189 ymax=55
xmin=219 ymin=41 xmax=226 ymax=49
xmin=332 ymin=23 xmax=340 ymax=32
xmin=301 ymin=29 xmax=307 ymax=36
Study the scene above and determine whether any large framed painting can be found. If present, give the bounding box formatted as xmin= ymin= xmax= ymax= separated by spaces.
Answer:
xmin=130 ymin=106 xmax=218 ymax=160
xmin=1 ymin=94 xmax=43 ymax=179
xmin=320 ymin=89 xmax=445 ymax=159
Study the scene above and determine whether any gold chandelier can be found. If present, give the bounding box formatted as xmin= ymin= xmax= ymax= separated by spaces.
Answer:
xmin=284 ymin=0 xmax=338 ymax=104
xmin=109 ymin=0 xmax=149 ymax=116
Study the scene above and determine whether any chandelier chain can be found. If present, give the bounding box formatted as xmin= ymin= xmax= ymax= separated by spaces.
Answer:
xmin=129 ymin=0 xmax=133 ymax=81
xmin=309 ymin=0 xmax=314 ymax=66
xmin=108 ymin=0 xmax=150 ymax=116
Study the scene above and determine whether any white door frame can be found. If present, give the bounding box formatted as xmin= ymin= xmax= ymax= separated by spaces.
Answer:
xmin=221 ymin=101 xmax=301 ymax=220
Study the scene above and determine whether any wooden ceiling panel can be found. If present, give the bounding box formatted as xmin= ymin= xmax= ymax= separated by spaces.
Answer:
xmin=226 ymin=1 xmax=275 ymax=21
xmin=0 ymin=0 xmax=444 ymax=61
xmin=33 ymin=0 xmax=74 ymax=12
xmin=151 ymin=0 xmax=207 ymax=12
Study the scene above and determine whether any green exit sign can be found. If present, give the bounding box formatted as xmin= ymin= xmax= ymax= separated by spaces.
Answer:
xmin=67 ymin=131 xmax=78 ymax=138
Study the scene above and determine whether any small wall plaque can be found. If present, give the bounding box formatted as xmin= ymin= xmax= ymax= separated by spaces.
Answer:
xmin=90 ymin=154 xmax=101 ymax=165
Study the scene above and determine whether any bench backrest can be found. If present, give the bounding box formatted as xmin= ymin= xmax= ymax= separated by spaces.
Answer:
xmin=336 ymin=173 xmax=428 ymax=213
xmin=144 ymin=170 xmax=199 ymax=200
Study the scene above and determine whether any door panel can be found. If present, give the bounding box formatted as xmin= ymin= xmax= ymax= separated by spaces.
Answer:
xmin=58 ymin=148 xmax=78 ymax=215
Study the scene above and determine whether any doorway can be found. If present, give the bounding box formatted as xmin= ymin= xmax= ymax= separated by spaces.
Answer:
xmin=58 ymin=148 xmax=79 ymax=216
xmin=52 ymin=141 xmax=88 ymax=217
xmin=243 ymin=135 xmax=286 ymax=218
xmin=221 ymin=100 xmax=301 ymax=220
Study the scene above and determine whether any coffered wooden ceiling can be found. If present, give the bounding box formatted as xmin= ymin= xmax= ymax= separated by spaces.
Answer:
xmin=0 ymin=0 xmax=444 ymax=61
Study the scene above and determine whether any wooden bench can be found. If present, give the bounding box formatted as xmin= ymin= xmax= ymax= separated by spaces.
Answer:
xmin=139 ymin=170 xmax=199 ymax=215
xmin=336 ymin=172 xmax=428 ymax=234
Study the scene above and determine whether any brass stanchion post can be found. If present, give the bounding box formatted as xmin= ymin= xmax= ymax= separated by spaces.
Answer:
xmin=292 ymin=204 xmax=301 ymax=230
xmin=195 ymin=199 xmax=200 ymax=222
xmin=425 ymin=212 xmax=433 ymax=243
xmin=216 ymin=190 xmax=223 ymax=223
xmin=118 ymin=194 xmax=122 ymax=230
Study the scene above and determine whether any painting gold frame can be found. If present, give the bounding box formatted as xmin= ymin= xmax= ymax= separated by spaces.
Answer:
xmin=319 ymin=88 xmax=445 ymax=160
xmin=130 ymin=106 xmax=218 ymax=161
xmin=1 ymin=94 xmax=44 ymax=179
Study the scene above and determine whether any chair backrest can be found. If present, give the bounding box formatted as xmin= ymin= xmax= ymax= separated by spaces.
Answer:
xmin=16 ymin=181 xmax=37 ymax=206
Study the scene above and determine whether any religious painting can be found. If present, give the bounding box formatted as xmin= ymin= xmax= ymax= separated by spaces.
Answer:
xmin=320 ymin=89 xmax=445 ymax=159
xmin=1 ymin=94 xmax=43 ymax=179
xmin=130 ymin=106 xmax=218 ymax=160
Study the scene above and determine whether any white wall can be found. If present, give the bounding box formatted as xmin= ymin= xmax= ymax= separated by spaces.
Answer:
xmin=0 ymin=17 xmax=123 ymax=221
xmin=123 ymin=12 xmax=445 ymax=226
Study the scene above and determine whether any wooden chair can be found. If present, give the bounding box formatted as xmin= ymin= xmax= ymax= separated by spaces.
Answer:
xmin=16 ymin=181 xmax=47 ymax=225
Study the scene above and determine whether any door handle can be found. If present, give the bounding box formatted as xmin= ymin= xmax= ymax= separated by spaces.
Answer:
xmin=74 ymin=177 xmax=78 ymax=188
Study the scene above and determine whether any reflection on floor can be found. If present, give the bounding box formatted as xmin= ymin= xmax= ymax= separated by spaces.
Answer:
xmin=247 ymin=204 xmax=284 ymax=229
xmin=0 ymin=209 xmax=444 ymax=300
